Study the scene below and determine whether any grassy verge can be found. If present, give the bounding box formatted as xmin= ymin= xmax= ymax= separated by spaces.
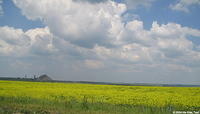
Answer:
xmin=0 ymin=96 xmax=175 ymax=114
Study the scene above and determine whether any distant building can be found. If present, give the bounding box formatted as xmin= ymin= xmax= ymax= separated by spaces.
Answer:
xmin=37 ymin=74 xmax=52 ymax=81
xmin=33 ymin=75 xmax=37 ymax=80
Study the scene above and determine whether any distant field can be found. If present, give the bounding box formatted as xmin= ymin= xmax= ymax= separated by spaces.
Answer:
xmin=0 ymin=80 xmax=200 ymax=114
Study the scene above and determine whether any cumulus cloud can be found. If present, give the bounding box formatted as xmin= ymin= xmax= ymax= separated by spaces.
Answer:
xmin=0 ymin=26 xmax=56 ymax=57
xmin=26 ymin=27 xmax=57 ymax=55
xmin=0 ymin=26 xmax=30 ymax=56
xmin=170 ymin=0 xmax=200 ymax=13
xmin=92 ymin=21 xmax=200 ymax=68
xmin=3 ymin=0 xmax=200 ymax=68
xmin=12 ymin=0 xmax=158 ymax=48
xmin=13 ymin=0 xmax=126 ymax=48
xmin=1 ymin=0 xmax=200 ymax=83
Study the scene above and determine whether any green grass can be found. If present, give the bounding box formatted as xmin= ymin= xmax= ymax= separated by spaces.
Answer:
xmin=0 ymin=80 xmax=199 ymax=114
xmin=0 ymin=96 xmax=172 ymax=114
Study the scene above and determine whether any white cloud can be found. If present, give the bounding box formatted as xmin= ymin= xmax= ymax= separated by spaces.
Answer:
xmin=170 ymin=0 xmax=200 ymax=13
xmin=3 ymin=0 xmax=200 ymax=70
xmin=13 ymin=0 xmax=126 ymax=48
xmin=0 ymin=0 xmax=200 ymax=83
xmin=0 ymin=26 xmax=56 ymax=57
xmin=0 ymin=26 xmax=30 ymax=56
xmin=26 ymin=27 xmax=57 ymax=55
xmin=92 ymin=21 xmax=200 ymax=68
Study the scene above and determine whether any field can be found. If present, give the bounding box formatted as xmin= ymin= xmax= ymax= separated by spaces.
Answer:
xmin=0 ymin=80 xmax=200 ymax=114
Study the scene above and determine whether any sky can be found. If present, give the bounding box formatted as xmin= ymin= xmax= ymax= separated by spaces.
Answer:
xmin=0 ymin=0 xmax=200 ymax=84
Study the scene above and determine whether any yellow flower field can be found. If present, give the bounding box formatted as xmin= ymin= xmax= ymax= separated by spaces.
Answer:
xmin=0 ymin=80 xmax=200 ymax=113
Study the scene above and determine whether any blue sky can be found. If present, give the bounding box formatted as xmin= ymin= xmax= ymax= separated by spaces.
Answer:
xmin=0 ymin=0 xmax=44 ymax=30
xmin=0 ymin=0 xmax=200 ymax=84
xmin=133 ymin=0 xmax=200 ymax=30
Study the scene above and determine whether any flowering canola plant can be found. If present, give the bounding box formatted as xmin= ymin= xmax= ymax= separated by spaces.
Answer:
xmin=0 ymin=80 xmax=199 ymax=109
